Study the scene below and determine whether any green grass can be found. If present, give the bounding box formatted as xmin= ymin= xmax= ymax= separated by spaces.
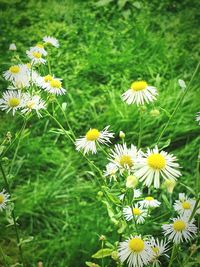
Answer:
xmin=0 ymin=0 xmax=199 ymax=266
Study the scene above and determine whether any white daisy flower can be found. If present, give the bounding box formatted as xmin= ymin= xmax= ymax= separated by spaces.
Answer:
xmin=36 ymin=74 xmax=54 ymax=89
xmin=9 ymin=43 xmax=17 ymax=51
xmin=133 ymin=189 xmax=142 ymax=198
xmin=104 ymin=162 xmax=118 ymax=181
xmin=108 ymin=143 xmax=139 ymax=174
xmin=0 ymin=90 xmax=25 ymax=115
xmin=30 ymin=44 xmax=47 ymax=56
xmin=122 ymin=80 xmax=158 ymax=106
xmin=43 ymin=36 xmax=59 ymax=48
xmin=26 ymin=49 xmax=46 ymax=65
xmin=118 ymin=235 xmax=152 ymax=267
xmin=173 ymin=193 xmax=199 ymax=216
xmin=44 ymin=78 xmax=66 ymax=95
xmin=75 ymin=126 xmax=114 ymax=154
xmin=139 ymin=196 xmax=161 ymax=209
xmin=196 ymin=112 xmax=200 ymax=125
xmin=123 ymin=203 xmax=148 ymax=224
xmin=3 ymin=64 xmax=29 ymax=82
xmin=21 ymin=94 xmax=46 ymax=117
xmin=149 ymin=237 xmax=169 ymax=267
xmin=0 ymin=189 xmax=10 ymax=211
xmin=134 ymin=146 xmax=181 ymax=188
xmin=162 ymin=216 xmax=197 ymax=244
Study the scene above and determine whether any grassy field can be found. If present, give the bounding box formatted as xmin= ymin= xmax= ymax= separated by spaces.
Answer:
xmin=0 ymin=0 xmax=199 ymax=266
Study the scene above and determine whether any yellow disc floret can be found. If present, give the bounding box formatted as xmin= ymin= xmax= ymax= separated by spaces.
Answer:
xmin=145 ymin=196 xmax=154 ymax=201
xmin=129 ymin=238 xmax=145 ymax=252
xmin=147 ymin=153 xmax=166 ymax=170
xmin=44 ymin=75 xmax=53 ymax=82
xmin=8 ymin=98 xmax=20 ymax=107
xmin=119 ymin=155 xmax=133 ymax=167
xmin=182 ymin=201 xmax=191 ymax=210
xmin=131 ymin=81 xmax=147 ymax=91
xmin=32 ymin=52 xmax=42 ymax=59
xmin=0 ymin=195 xmax=5 ymax=204
xmin=9 ymin=65 xmax=20 ymax=74
xmin=86 ymin=129 xmax=100 ymax=141
xmin=173 ymin=220 xmax=186 ymax=231
xmin=50 ymin=79 xmax=62 ymax=88
xmin=133 ymin=208 xmax=141 ymax=216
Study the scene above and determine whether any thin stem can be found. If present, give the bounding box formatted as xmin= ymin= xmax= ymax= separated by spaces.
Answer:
xmin=0 ymin=162 xmax=25 ymax=266
xmin=196 ymin=148 xmax=200 ymax=196
xmin=137 ymin=109 xmax=142 ymax=148
xmin=101 ymin=240 xmax=104 ymax=267
xmin=168 ymin=244 xmax=177 ymax=267
xmin=0 ymin=245 xmax=9 ymax=267
xmin=157 ymin=62 xmax=200 ymax=144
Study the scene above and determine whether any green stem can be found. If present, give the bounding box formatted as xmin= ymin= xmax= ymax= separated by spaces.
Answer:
xmin=137 ymin=109 xmax=142 ymax=148
xmin=196 ymin=148 xmax=200 ymax=196
xmin=0 ymin=245 xmax=9 ymax=267
xmin=101 ymin=240 xmax=104 ymax=267
xmin=157 ymin=62 xmax=200 ymax=144
xmin=168 ymin=244 xmax=177 ymax=267
xmin=0 ymin=162 xmax=25 ymax=266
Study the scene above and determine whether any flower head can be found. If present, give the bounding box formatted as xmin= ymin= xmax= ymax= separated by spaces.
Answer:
xmin=44 ymin=78 xmax=66 ymax=95
xmin=122 ymin=80 xmax=158 ymax=106
xmin=21 ymin=94 xmax=46 ymax=117
xmin=0 ymin=90 xmax=25 ymax=115
xmin=173 ymin=193 xmax=199 ymax=216
xmin=26 ymin=49 xmax=46 ymax=65
xmin=3 ymin=64 xmax=30 ymax=83
xmin=0 ymin=189 xmax=10 ymax=211
xmin=135 ymin=146 xmax=181 ymax=188
xmin=149 ymin=237 xmax=169 ymax=266
xmin=139 ymin=196 xmax=161 ymax=209
xmin=123 ymin=203 xmax=148 ymax=224
xmin=104 ymin=163 xmax=118 ymax=181
xmin=29 ymin=44 xmax=47 ymax=56
xmin=43 ymin=36 xmax=59 ymax=48
xmin=75 ymin=126 xmax=114 ymax=154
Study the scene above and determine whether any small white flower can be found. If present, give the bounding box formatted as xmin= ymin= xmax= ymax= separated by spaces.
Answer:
xmin=123 ymin=203 xmax=148 ymax=224
xmin=149 ymin=237 xmax=169 ymax=266
xmin=9 ymin=43 xmax=17 ymax=51
xmin=133 ymin=189 xmax=142 ymax=198
xmin=108 ymin=143 xmax=139 ymax=174
xmin=75 ymin=126 xmax=114 ymax=154
xmin=104 ymin=163 xmax=118 ymax=181
xmin=178 ymin=79 xmax=186 ymax=89
xmin=135 ymin=146 xmax=181 ymax=188
xmin=196 ymin=112 xmax=200 ymax=125
xmin=122 ymin=80 xmax=158 ymax=106
xmin=43 ymin=36 xmax=59 ymax=48
xmin=162 ymin=216 xmax=197 ymax=244
xmin=26 ymin=49 xmax=46 ymax=65
xmin=44 ymin=78 xmax=66 ymax=95
xmin=3 ymin=64 xmax=29 ymax=83
xmin=0 ymin=90 xmax=25 ymax=115
xmin=21 ymin=94 xmax=46 ymax=117
xmin=118 ymin=235 xmax=152 ymax=267
xmin=139 ymin=196 xmax=161 ymax=209
xmin=173 ymin=193 xmax=199 ymax=216
xmin=29 ymin=44 xmax=47 ymax=56
xmin=0 ymin=189 xmax=10 ymax=211
xmin=36 ymin=74 xmax=54 ymax=89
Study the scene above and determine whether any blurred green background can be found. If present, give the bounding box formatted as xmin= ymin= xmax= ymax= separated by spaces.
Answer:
xmin=0 ymin=0 xmax=199 ymax=266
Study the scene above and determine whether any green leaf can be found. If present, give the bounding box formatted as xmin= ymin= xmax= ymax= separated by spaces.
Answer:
xmin=95 ymin=0 xmax=113 ymax=7
xmin=92 ymin=248 xmax=113 ymax=259
xmin=159 ymin=139 xmax=171 ymax=150
xmin=85 ymin=262 xmax=100 ymax=267
xmin=117 ymin=220 xmax=127 ymax=234
xmin=161 ymin=194 xmax=171 ymax=210
xmin=102 ymin=200 xmax=118 ymax=225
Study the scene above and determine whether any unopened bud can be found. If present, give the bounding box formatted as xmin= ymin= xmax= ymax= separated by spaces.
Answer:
xmin=190 ymin=244 xmax=197 ymax=254
xmin=111 ymin=251 xmax=119 ymax=261
xmin=99 ymin=235 xmax=106 ymax=241
xmin=140 ymin=105 xmax=147 ymax=112
xmin=9 ymin=43 xmax=17 ymax=51
xmin=163 ymin=179 xmax=176 ymax=193
xmin=37 ymin=261 xmax=43 ymax=267
xmin=126 ymin=175 xmax=138 ymax=188
xmin=97 ymin=191 xmax=103 ymax=197
xmin=119 ymin=131 xmax=125 ymax=139
xmin=150 ymin=109 xmax=160 ymax=117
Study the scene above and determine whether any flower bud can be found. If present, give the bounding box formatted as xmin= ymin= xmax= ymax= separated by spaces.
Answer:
xmin=97 ymin=191 xmax=103 ymax=197
xmin=140 ymin=105 xmax=147 ymax=112
xmin=119 ymin=131 xmax=125 ymax=139
xmin=111 ymin=251 xmax=119 ymax=261
xmin=99 ymin=235 xmax=106 ymax=241
xmin=9 ymin=43 xmax=17 ymax=51
xmin=126 ymin=175 xmax=138 ymax=188
xmin=150 ymin=109 xmax=160 ymax=117
xmin=163 ymin=179 xmax=176 ymax=193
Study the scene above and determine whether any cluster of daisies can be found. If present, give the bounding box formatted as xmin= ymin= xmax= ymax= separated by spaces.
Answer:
xmin=0 ymin=36 xmax=66 ymax=117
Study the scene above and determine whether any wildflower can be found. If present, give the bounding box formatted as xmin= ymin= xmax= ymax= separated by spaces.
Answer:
xmin=3 ymin=64 xmax=29 ymax=82
xmin=126 ymin=175 xmax=138 ymax=188
xmin=118 ymin=235 xmax=152 ymax=267
xmin=21 ymin=94 xmax=46 ymax=117
xmin=0 ymin=90 xmax=24 ymax=115
xmin=139 ymin=196 xmax=161 ymax=209
xmin=75 ymin=126 xmax=114 ymax=154
xmin=104 ymin=162 xmax=118 ymax=181
xmin=0 ymin=189 xmax=10 ymax=211
xmin=133 ymin=189 xmax=142 ymax=198
xmin=122 ymin=80 xmax=158 ymax=106
xmin=150 ymin=109 xmax=160 ymax=117
xmin=44 ymin=78 xmax=66 ymax=95
xmin=149 ymin=237 xmax=169 ymax=266
xmin=108 ymin=143 xmax=139 ymax=174
xmin=196 ymin=112 xmax=200 ymax=125
xmin=36 ymin=74 xmax=54 ymax=89
xmin=119 ymin=130 xmax=125 ymax=139
xmin=178 ymin=79 xmax=186 ymax=90
xmin=9 ymin=43 xmax=17 ymax=51
xmin=30 ymin=44 xmax=47 ymax=56
xmin=163 ymin=179 xmax=176 ymax=193
xmin=123 ymin=203 xmax=148 ymax=224
xmin=173 ymin=193 xmax=199 ymax=216
xmin=162 ymin=216 xmax=197 ymax=244
xmin=26 ymin=49 xmax=46 ymax=65
xmin=135 ymin=146 xmax=181 ymax=188
xmin=43 ymin=36 xmax=59 ymax=48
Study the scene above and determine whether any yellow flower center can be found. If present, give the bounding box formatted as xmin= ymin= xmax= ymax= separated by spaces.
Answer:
xmin=44 ymin=75 xmax=53 ymax=82
xmin=147 ymin=153 xmax=166 ymax=170
xmin=131 ymin=81 xmax=147 ymax=91
xmin=9 ymin=65 xmax=20 ymax=74
xmin=32 ymin=52 xmax=42 ymax=59
xmin=86 ymin=129 xmax=100 ymax=141
xmin=119 ymin=155 xmax=133 ymax=167
xmin=152 ymin=246 xmax=159 ymax=254
xmin=0 ymin=195 xmax=5 ymax=204
xmin=173 ymin=220 xmax=186 ymax=231
xmin=182 ymin=201 xmax=191 ymax=210
xmin=26 ymin=63 xmax=31 ymax=69
xmin=129 ymin=238 xmax=145 ymax=253
xmin=133 ymin=208 xmax=141 ymax=216
xmin=50 ymin=79 xmax=62 ymax=88
xmin=8 ymin=98 xmax=20 ymax=107
xmin=36 ymin=44 xmax=44 ymax=49
xmin=145 ymin=196 xmax=154 ymax=201
xmin=27 ymin=101 xmax=35 ymax=109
